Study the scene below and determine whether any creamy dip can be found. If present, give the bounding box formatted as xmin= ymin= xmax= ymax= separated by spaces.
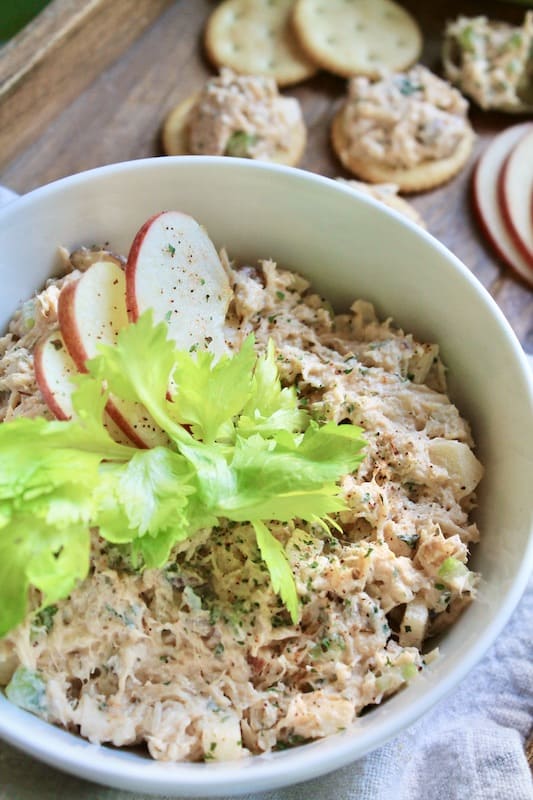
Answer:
xmin=443 ymin=13 xmax=533 ymax=111
xmin=0 ymin=252 xmax=482 ymax=761
xmin=187 ymin=68 xmax=303 ymax=160
xmin=339 ymin=65 xmax=471 ymax=170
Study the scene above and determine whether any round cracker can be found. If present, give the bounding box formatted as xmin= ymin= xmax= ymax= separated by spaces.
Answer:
xmin=292 ymin=0 xmax=422 ymax=79
xmin=336 ymin=179 xmax=426 ymax=228
xmin=331 ymin=107 xmax=474 ymax=193
xmin=204 ymin=0 xmax=317 ymax=87
xmin=162 ymin=94 xmax=199 ymax=156
xmin=162 ymin=92 xmax=307 ymax=167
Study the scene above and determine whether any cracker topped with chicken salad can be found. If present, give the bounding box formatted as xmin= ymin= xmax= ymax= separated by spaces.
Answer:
xmin=443 ymin=12 xmax=533 ymax=113
xmin=163 ymin=68 xmax=306 ymax=166
xmin=332 ymin=65 xmax=475 ymax=193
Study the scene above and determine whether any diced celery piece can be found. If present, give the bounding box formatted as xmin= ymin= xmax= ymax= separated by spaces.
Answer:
xmin=5 ymin=666 xmax=47 ymax=714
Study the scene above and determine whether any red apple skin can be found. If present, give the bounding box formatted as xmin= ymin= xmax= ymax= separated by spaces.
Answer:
xmin=499 ymin=165 xmax=533 ymax=269
xmin=34 ymin=334 xmax=72 ymax=421
xmin=125 ymin=211 xmax=162 ymax=322
xmin=104 ymin=404 xmax=151 ymax=449
xmin=471 ymin=165 xmax=508 ymax=270
xmin=471 ymin=125 xmax=533 ymax=290
xmin=57 ymin=280 xmax=89 ymax=373
xmin=125 ymin=210 xmax=231 ymax=360
xmin=498 ymin=128 xmax=533 ymax=269
xmin=472 ymin=172 xmax=533 ymax=290
xmin=126 ymin=212 xmax=175 ymax=403
xmin=57 ymin=265 xmax=164 ymax=449
xmin=58 ymin=273 xmax=147 ymax=444
xmin=498 ymin=123 xmax=533 ymax=269
xmin=34 ymin=331 xmax=138 ymax=447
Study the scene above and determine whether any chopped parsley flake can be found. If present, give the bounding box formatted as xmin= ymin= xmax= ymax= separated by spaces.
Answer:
xmin=397 ymin=77 xmax=423 ymax=95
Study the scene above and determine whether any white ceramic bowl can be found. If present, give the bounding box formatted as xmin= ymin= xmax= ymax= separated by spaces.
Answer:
xmin=0 ymin=158 xmax=532 ymax=797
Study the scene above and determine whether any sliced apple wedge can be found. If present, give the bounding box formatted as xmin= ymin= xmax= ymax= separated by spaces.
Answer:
xmin=58 ymin=260 xmax=129 ymax=370
xmin=34 ymin=329 xmax=134 ymax=445
xmin=58 ymin=259 xmax=169 ymax=449
xmin=34 ymin=330 xmax=78 ymax=421
xmin=126 ymin=211 xmax=232 ymax=358
xmin=472 ymin=124 xmax=533 ymax=289
xmin=499 ymin=125 xmax=533 ymax=267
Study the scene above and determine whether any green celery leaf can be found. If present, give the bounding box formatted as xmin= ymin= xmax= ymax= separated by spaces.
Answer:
xmin=92 ymin=479 xmax=135 ymax=544
xmin=170 ymin=335 xmax=256 ymax=443
xmin=0 ymin=516 xmax=89 ymax=637
xmin=92 ymin=449 xmax=196 ymax=567
xmin=238 ymin=340 xmax=307 ymax=436
xmin=294 ymin=420 xmax=366 ymax=478
xmin=70 ymin=372 xmax=135 ymax=457
xmin=0 ymin=419 xmax=94 ymax=499
xmin=132 ymin=527 xmax=185 ymax=569
xmin=252 ymin=520 xmax=299 ymax=624
xmin=177 ymin=440 xmax=236 ymax=510
xmin=0 ymin=529 xmax=32 ymax=637
xmin=222 ymin=487 xmax=346 ymax=523
xmin=229 ymin=424 xmax=364 ymax=502
xmin=86 ymin=311 xmax=188 ymax=445
xmin=0 ymin=431 xmax=103 ymax=531
xmin=26 ymin=524 xmax=90 ymax=605
xmin=116 ymin=447 xmax=194 ymax=535
xmin=184 ymin=431 xmax=351 ymax=523
xmin=0 ymin=443 xmax=101 ymax=503
xmin=31 ymin=483 xmax=96 ymax=528
xmin=182 ymin=419 xmax=365 ymax=523
xmin=0 ymin=312 xmax=367 ymax=635
xmin=87 ymin=311 xmax=175 ymax=408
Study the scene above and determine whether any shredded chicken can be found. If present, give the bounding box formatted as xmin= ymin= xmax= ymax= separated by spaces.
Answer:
xmin=0 ymin=274 xmax=78 ymax=421
xmin=0 ymin=246 xmax=123 ymax=422
xmin=188 ymin=68 xmax=303 ymax=159
xmin=0 ymin=256 xmax=483 ymax=762
xmin=443 ymin=13 xmax=533 ymax=111
xmin=340 ymin=65 xmax=471 ymax=169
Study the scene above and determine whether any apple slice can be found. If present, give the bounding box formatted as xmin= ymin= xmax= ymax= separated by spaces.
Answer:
xmin=34 ymin=329 xmax=134 ymax=445
xmin=499 ymin=125 xmax=533 ymax=267
xmin=34 ymin=330 xmax=78 ymax=421
xmin=58 ymin=260 xmax=168 ymax=449
xmin=58 ymin=260 xmax=129 ymax=369
xmin=126 ymin=211 xmax=232 ymax=358
xmin=472 ymin=124 xmax=533 ymax=289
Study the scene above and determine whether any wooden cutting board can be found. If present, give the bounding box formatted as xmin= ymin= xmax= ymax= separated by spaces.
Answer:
xmin=0 ymin=0 xmax=531 ymax=351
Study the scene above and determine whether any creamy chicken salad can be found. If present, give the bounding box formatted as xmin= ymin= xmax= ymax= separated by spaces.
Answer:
xmin=337 ymin=65 xmax=471 ymax=171
xmin=188 ymin=68 xmax=304 ymax=160
xmin=443 ymin=13 xmax=533 ymax=112
xmin=0 ymin=242 xmax=483 ymax=762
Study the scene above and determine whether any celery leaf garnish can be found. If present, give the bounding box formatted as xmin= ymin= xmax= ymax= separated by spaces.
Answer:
xmin=0 ymin=312 xmax=366 ymax=635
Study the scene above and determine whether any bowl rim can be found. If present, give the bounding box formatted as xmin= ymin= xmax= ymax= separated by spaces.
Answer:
xmin=0 ymin=156 xmax=532 ymax=797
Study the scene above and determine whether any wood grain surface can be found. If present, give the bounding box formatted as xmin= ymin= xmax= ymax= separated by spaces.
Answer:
xmin=0 ymin=0 xmax=174 ymax=169
xmin=0 ymin=0 xmax=531 ymax=351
